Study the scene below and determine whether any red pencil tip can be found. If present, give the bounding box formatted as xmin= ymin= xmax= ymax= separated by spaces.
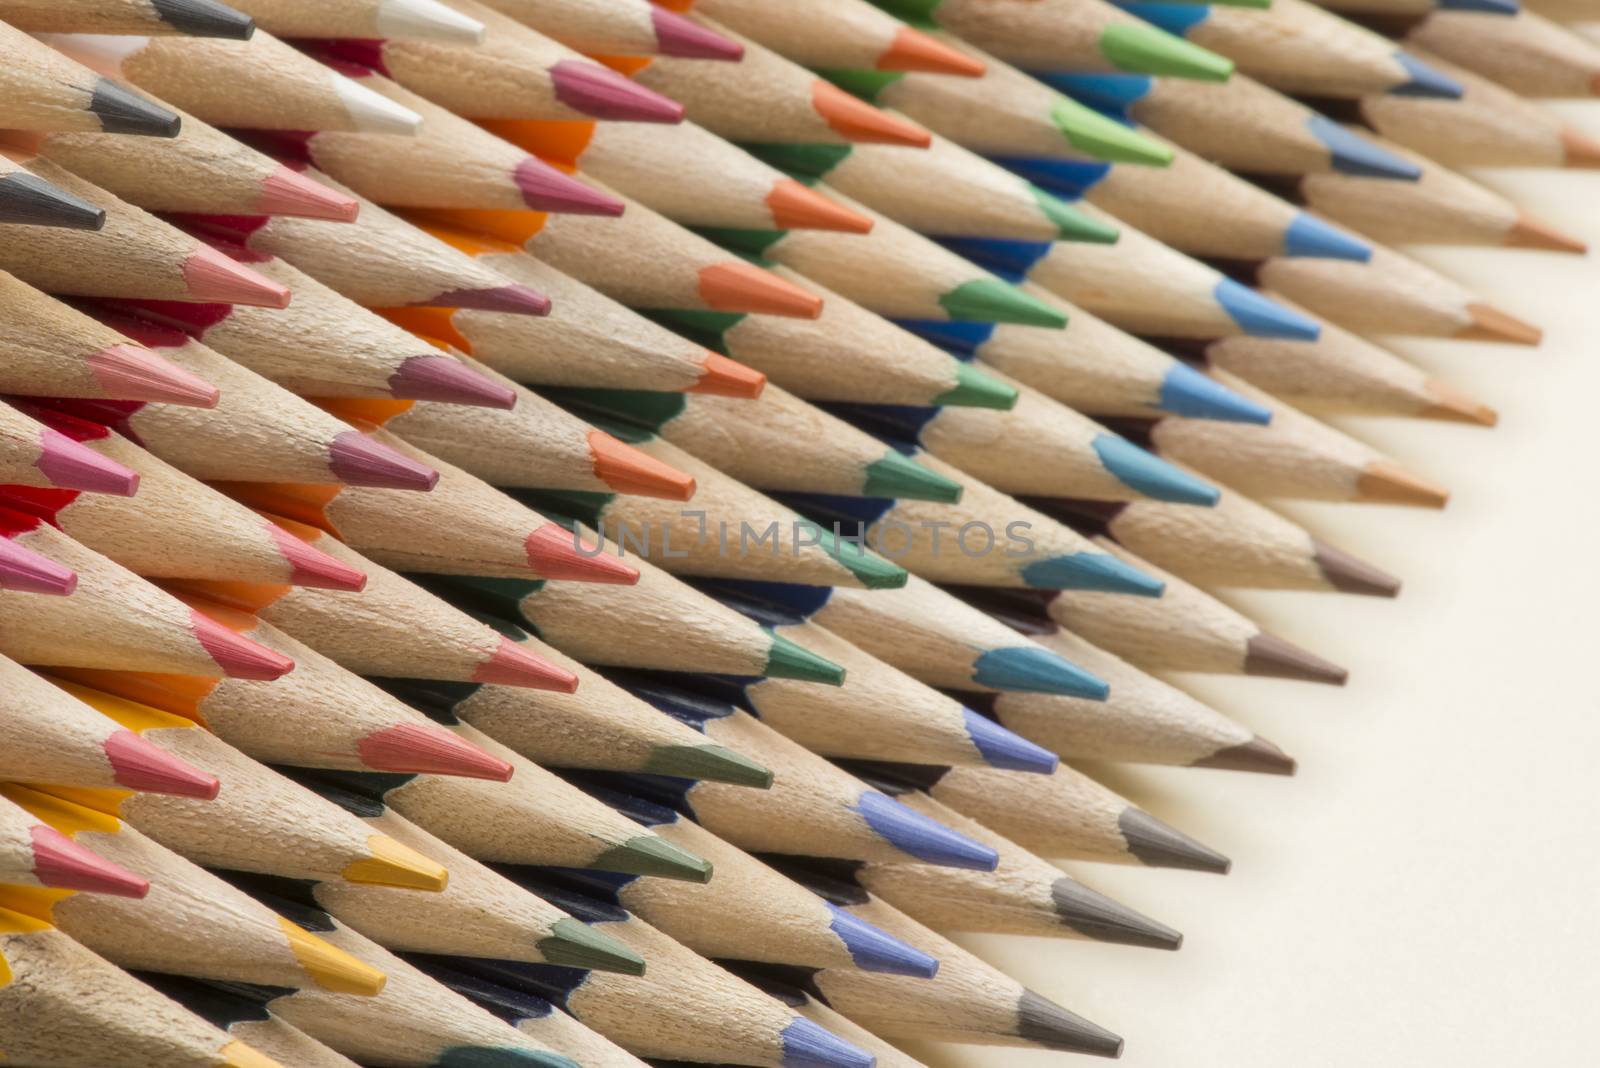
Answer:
xmin=0 ymin=537 xmax=77 ymax=595
xmin=29 ymin=824 xmax=150 ymax=897
xmin=357 ymin=722 xmax=514 ymax=780
xmin=587 ymin=429 xmax=697 ymax=500
xmin=691 ymin=352 xmax=766 ymax=398
xmin=103 ymin=729 xmax=221 ymax=798
xmin=258 ymin=164 xmax=361 ymax=221
xmin=329 ymin=430 xmax=440 ymax=490
xmin=189 ymin=609 xmax=295 ymax=680
xmin=435 ymin=283 xmax=551 ymax=316
xmin=513 ymin=157 xmax=626 ymax=216
xmin=35 ymin=428 xmax=140 ymax=496
xmin=525 ymin=523 xmax=640 ymax=584
xmin=473 ymin=635 xmax=580 ymax=692
xmin=181 ymin=242 xmax=292 ymax=308
xmin=266 ymin=520 xmax=368 ymax=591
xmin=651 ymin=6 xmax=744 ymax=59
xmin=550 ymin=59 xmax=685 ymax=123
xmin=87 ymin=344 xmax=221 ymax=407
xmin=390 ymin=355 xmax=518 ymax=408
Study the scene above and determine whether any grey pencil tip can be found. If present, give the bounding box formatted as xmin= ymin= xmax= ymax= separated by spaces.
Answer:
xmin=1051 ymin=878 xmax=1183 ymax=950
xmin=1118 ymin=808 xmax=1231 ymax=874
xmin=1016 ymin=989 xmax=1124 ymax=1057
xmin=1193 ymin=735 xmax=1297 ymax=776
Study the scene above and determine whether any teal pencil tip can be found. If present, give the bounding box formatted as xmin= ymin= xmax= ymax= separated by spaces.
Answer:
xmin=766 ymin=630 xmax=848 ymax=684
xmin=939 ymin=276 xmax=1067 ymax=328
xmin=863 ymin=450 xmax=964 ymax=502
xmin=933 ymin=362 xmax=1020 ymax=409
xmin=972 ymin=645 xmax=1110 ymax=699
xmin=1031 ymin=184 xmax=1121 ymax=243
xmin=817 ymin=528 xmax=910 ymax=589
xmin=1091 ymin=434 xmax=1221 ymax=506
xmin=1021 ymin=551 xmax=1166 ymax=595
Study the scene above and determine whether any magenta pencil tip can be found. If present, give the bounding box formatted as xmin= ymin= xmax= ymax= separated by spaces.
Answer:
xmin=35 ymin=428 xmax=140 ymax=496
xmin=434 ymin=284 xmax=551 ymax=316
xmin=651 ymin=6 xmax=744 ymax=59
xmin=512 ymin=157 xmax=625 ymax=216
xmin=0 ymin=537 xmax=77 ymax=595
xmin=550 ymin=59 xmax=686 ymax=123
xmin=390 ymin=354 xmax=518 ymax=408
xmin=329 ymin=430 xmax=440 ymax=490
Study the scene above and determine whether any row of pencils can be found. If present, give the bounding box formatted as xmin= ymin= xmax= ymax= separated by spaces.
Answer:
xmin=0 ymin=0 xmax=1576 ymax=1063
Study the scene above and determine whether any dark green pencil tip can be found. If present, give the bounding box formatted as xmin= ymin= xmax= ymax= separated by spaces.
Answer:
xmin=933 ymin=362 xmax=1019 ymax=410
xmin=1099 ymin=23 xmax=1234 ymax=82
xmin=643 ymin=744 xmax=775 ymax=788
xmin=1031 ymin=185 xmax=1120 ymax=244
xmin=1049 ymin=98 xmax=1174 ymax=167
xmin=765 ymin=631 xmax=848 ymax=685
xmin=539 ymin=917 xmax=647 ymax=975
xmin=596 ymin=835 xmax=715 ymax=882
xmin=817 ymin=528 xmax=910 ymax=589
xmin=863 ymin=450 xmax=964 ymax=502
xmin=940 ymin=277 xmax=1068 ymax=328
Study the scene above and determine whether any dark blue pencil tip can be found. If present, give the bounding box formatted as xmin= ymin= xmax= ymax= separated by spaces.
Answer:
xmin=1391 ymin=52 xmax=1465 ymax=99
xmin=1306 ymin=115 xmax=1422 ymax=180
xmin=436 ymin=1048 xmax=581 ymax=1068
xmin=854 ymin=791 xmax=998 ymax=870
xmin=825 ymin=901 xmax=940 ymax=977
xmin=962 ymin=708 xmax=1059 ymax=773
xmin=1021 ymin=552 xmax=1165 ymax=596
xmin=1213 ymin=278 xmax=1321 ymax=340
xmin=1157 ymin=362 xmax=1274 ymax=424
xmin=972 ymin=646 xmax=1110 ymax=699
xmin=1443 ymin=0 xmax=1517 ymax=12
xmin=1283 ymin=213 xmax=1372 ymax=261
xmin=1092 ymin=434 xmax=1220 ymax=506
xmin=780 ymin=1016 xmax=876 ymax=1068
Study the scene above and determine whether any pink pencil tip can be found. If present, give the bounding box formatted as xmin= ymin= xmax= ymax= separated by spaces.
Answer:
xmin=390 ymin=354 xmax=517 ymax=408
xmin=265 ymin=520 xmax=368 ymax=591
xmin=104 ymin=729 xmax=221 ymax=799
xmin=357 ymin=722 xmax=515 ymax=781
xmin=87 ymin=344 xmax=221 ymax=407
xmin=329 ymin=430 xmax=440 ymax=490
xmin=433 ymin=283 xmax=551 ymax=316
xmin=35 ymin=428 xmax=140 ymax=496
xmin=181 ymin=243 xmax=292 ymax=308
xmin=259 ymin=164 xmax=361 ymax=222
xmin=0 ymin=537 xmax=77 ymax=595
xmin=30 ymin=824 xmax=150 ymax=898
xmin=651 ymin=6 xmax=743 ymax=59
xmin=189 ymin=609 xmax=295 ymax=680
xmin=473 ymin=635 xmax=580 ymax=692
xmin=550 ymin=59 xmax=685 ymax=123
xmin=512 ymin=157 xmax=625 ymax=216
xmin=525 ymin=523 xmax=640 ymax=584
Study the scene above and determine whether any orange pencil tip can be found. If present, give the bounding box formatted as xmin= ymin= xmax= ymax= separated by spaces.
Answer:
xmin=1506 ymin=214 xmax=1587 ymax=254
xmin=766 ymin=178 xmax=874 ymax=233
xmin=1355 ymin=461 xmax=1450 ymax=509
xmin=588 ymin=429 xmax=698 ymax=501
xmin=1421 ymin=379 xmax=1498 ymax=427
xmin=692 ymin=352 xmax=766 ymax=399
xmin=699 ymin=260 xmax=823 ymax=318
xmin=1560 ymin=126 xmax=1600 ymax=168
xmin=1458 ymin=303 xmax=1542 ymax=346
xmin=880 ymin=26 xmax=986 ymax=76
xmin=811 ymin=80 xmax=932 ymax=147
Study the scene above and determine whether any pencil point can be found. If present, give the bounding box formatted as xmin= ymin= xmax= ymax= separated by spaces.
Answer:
xmin=1283 ymin=213 xmax=1372 ymax=262
xmin=329 ymin=430 xmax=440 ymax=490
xmin=88 ymin=79 xmax=181 ymax=137
xmin=513 ymin=158 xmax=625 ymax=216
xmin=1194 ymin=735 xmax=1297 ymax=775
xmin=104 ymin=729 xmax=221 ymax=798
xmin=932 ymin=362 xmax=1020 ymax=409
xmin=550 ymin=59 xmax=685 ymax=123
xmin=811 ymin=80 xmax=932 ymax=147
xmin=1051 ymin=99 xmax=1173 ymax=166
xmin=189 ymin=610 xmax=295 ymax=679
xmin=152 ymin=0 xmax=257 ymax=38
xmin=438 ymin=284 xmax=552 ymax=316
xmin=1356 ymin=461 xmax=1450 ymax=509
xmin=34 ymin=429 xmax=139 ymax=495
xmin=1458 ymin=303 xmax=1542 ymax=346
xmin=1157 ymin=362 xmax=1274 ymax=424
xmin=817 ymin=531 xmax=908 ymax=590
xmin=474 ymin=636 xmax=579 ymax=691
xmin=765 ymin=632 xmax=848 ymax=685
xmin=1312 ymin=539 xmax=1402 ymax=597
xmin=1091 ymin=434 xmax=1220 ymax=506
xmin=1051 ymin=876 xmax=1182 ymax=949
xmin=940 ymin=277 xmax=1068 ymax=328
xmin=825 ymin=901 xmax=939 ymax=976
xmin=767 ymin=179 xmax=875 ymax=233
xmin=331 ymin=73 xmax=424 ymax=135
xmin=692 ymin=352 xmax=767 ymax=398
xmin=1213 ymin=278 xmax=1322 ymax=340
xmin=258 ymin=165 xmax=361 ymax=221
xmin=342 ymin=833 xmax=449 ymax=891
xmin=525 ymin=524 xmax=640 ymax=584
xmin=1421 ymin=379 xmax=1498 ymax=427
xmin=218 ymin=1040 xmax=285 ymax=1068
xmin=1118 ymin=807 xmax=1231 ymax=873
xmin=87 ymin=343 xmax=221 ymax=407
xmin=1032 ymin=186 xmax=1120 ymax=243
xmin=278 ymin=918 xmax=387 ymax=996
xmin=881 ymin=26 xmax=986 ymax=76
xmin=1391 ymin=52 xmax=1465 ymax=99
xmin=1015 ymin=990 xmax=1124 ymax=1057
xmin=540 ymin=916 xmax=647 ymax=975
xmin=781 ymin=1015 xmax=876 ymax=1068
xmin=862 ymin=450 xmax=963 ymax=501
xmin=1021 ymin=552 xmax=1165 ymax=596
xmin=29 ymin=824 xmax=150 ymax=897
xmin=266 ymin=521 xmax=367 ymax=590
xmin=1559 ymin=126 xmax=1600 ymax=168
xmin=1244 ymin=631 xmax=1348 ymax=685
xmin=182 ymin=243 xmax=292 ymax=307
xmin=651 ymin=6 xmax=744 ymax=59
xmin=0 ymin=171 xmax=105 ymax=229
xmin=374 ymin=0 xmax=486 ymax=42
xmin=1306 ymin=116 xmax=1421 ymax=180
xmin=356 ymin=722 xmax=515 ymax=780
xmin=587 ymin=430 xmax=697 ymax=500
xmin=1099 ymin=23 xmax=1233 ymax=82
xmin=1505 ymin=215 xmax=1587 ymax=254
xmin=854 ymin=791 xmax=998 ymax=870
xmin=643 ymin=744 xmax=775 ymax=787
xmin=0 ymin=537 xmax=76 ymax=595
xmin=971 ymin=646 xmax=1111 ymax=699
xmin=598 ymin=834 xmax=715 ymax=882
xmin=699 ymin=261 xmax=824 ymax=318
xmin=390 ymin=355 xmax=518 ymax=408
xmin=963 ymin=707 xmax=1059 ymax=772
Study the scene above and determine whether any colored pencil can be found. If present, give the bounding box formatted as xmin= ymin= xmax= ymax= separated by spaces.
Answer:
xmin=1117 ymin=0 xmax=1464 ymax=97
xmin=41 ymin=306 xmax=441 ymax=488
xmin=1387 ymin=8 xmax=1600 ymax=95
xmin=0 ymin=785 xmax=386 ymax=993
xmin=844 ymin=759 xmax=1231 ymax=870
xmin=0 ymin=19 xmax=179 ymax=136
xmin=0 ymin=515 xmax=294 ymax=677
xmin=436 ymin=890 xmax=880 ymax=1068
xmin=697 ymin=0 xmax=987 ymax=75
xmin=382 ymin=228 xmax=766 ymax=395
xmin=172 ymin=517 xmax=579 ymax=690
xmin=132 ymin=972 xmax=362 ymax=1068
xmin=314 ymin=370 xmax=700 ymax=499
xmin=0 ymin=909 xmax=290 ymax=1068
xmin=698 ymin=575 xmax=1110 ymax=698
xmin=0 ymin=406 xmax=372 ymax=586
xmin=40 ymin=679 xmax=453 ymax=889
xmin=479 ymin=0 xmax=744 ymax=58
xmin=1031 ymin=484 xmax=1404 ymax=594
xmin=1318 ymin=0 xmax=1518 ymax=14
xmin=723 ymin=895 xmax=1124 ymax=1056
xmin=0 ymin=526 xmax=76 ymax=596
xmin=303 ymin=1 xmax=684 ymax=123
xmin=488 ymin=118 xmax=874 ymax=232
xmin=0 ymin=159 xmax=289 ymax=306
xmin=828 ymin=373 xmax=1226 ymax=504
xmin=58 ymin=598 xmax=518 ymax=777
xmin=0 ymin=652 xmax=219 ymax=794
xmin=0 ymin=151 xmax=105 ymax=229
xmin=225 ymin=0 xmax=487 ymax=41
xmin=720 ymin=974 xmax=931 ymax=1068
xmin=646 ymin=267 xmax=1013 ymax=407
xmin=0 ymin=399 xmax=138 ymax=495
xmin=0 ymin=792 xmax=149 ymax=897
xmin=40 ymin=29 xmax=424 ymax=133
xmin=0 ymin=0 xmax=255 ymax=37
xmin=551 ymin=384 xmax=962 ymax=500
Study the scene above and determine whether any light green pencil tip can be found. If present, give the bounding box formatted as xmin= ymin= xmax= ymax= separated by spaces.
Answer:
xmin=818 ymin=529 xmax=910 ymax=589
xmin=765 ymin=631 xmax=848 ymax=685
xmin=643 ymin=744 xmax=775 ymax=788
xmin=1030 ymin=185 xmax=1120 ymax=244
xmin=1049 ymin=98 xmax=1174 ymax=167
xmin=1100 ymin=23 xmax=1234 ymax=82
xmin=597 ymin=835 xmax=714 ymax=883
xmin=940 ymin=276 xmax=1068 ymax=328
xmin=863 ymin=449 xmax=964 ymax=502
xmin=539 ymin=917 xmax=647 ymax=975
xmin=934 ymin=362 xmax=1020 ymax=409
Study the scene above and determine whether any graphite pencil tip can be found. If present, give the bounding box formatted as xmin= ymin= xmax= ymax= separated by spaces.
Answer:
xmin=341 ymin=833 xmax=449 ymax=891
xmin=780 ymin=1015 xmax=876 ymax=1068
xmin=1244 ymin=631 xmax=1349 ymax=685
xmin=699 ymin=261 xmax=824 ymax=318
xmin=1506 ymin=215 xmax=1587 ymax=254
xmin=550 ymin=59 xmax=686 ymax=124
xmin=473 ymin=636 xmax=579 ymax=692
xmin=882 ymin=26 xmax=986 ymax=76
xmin=390 ymin=355 xmax=519 ymax=408
xmin=153 ymin=0 xmax=257 ymax=39
xmin=277 ymin=919 xmax=387 ymax=995
xmin=183 ymin=243 xmax=292 ymax=307
xmin=438 ymin=284 xmax=552 ymax=316
xmin=1119 ymin=807 xmax=1231 ymax=873
xmin=29 ymin=824 xmax=150 ymax=897
xmin=765 ymin=632 xmax=848 ymax=685
xmin=1157 ymin=362 xmax=1274 ymax=424
xmin=586 ymin=430 xmax=698 ymax=500
xmin=939 ymin=277 xmax=1068 ymax=328
xmin=104 ymin=729 xmax=220 ymax=798
xmin=0 ymin=170 xmax=105 ymax=229
xmin=767 ymin=178 xmax=875 ymax=233
xmin=1052 ymin=99 xmax=1174 ymax=166
xmin=266 ymin=522 xmax=367 ymax=590
xmin=540 ymin=916 xmax=647 ymax=975
xmin=1017 ymin=989 xmax=1125 ymax=1057
xmin=1311 ymin=539 xmax=1402 ymax=597
xmin=356 ymin=722 xmax=515 ymax=780
xmin=933 ymin=362 xmax=1019 ymax=409
xmin=1355 ymin=461 xmax=1450 ymax=509
xmin=89 ymin=79 xmax=181 ymax=137
xmin=642 ymin=743 xmax=775 ymax=787
xmin=1100 ymin=22 xmax=1233 ymax=81
xmin=258 ymin=164 xmax=360 ymax=220
xmin=812 ymin=80 xmax=932 ymax=147
xmin=971 ymin=646 xmax=1111 ymax=699
xmin=652 ymin=6 xmax=744 ymax=59
xmin=855 ymin=791 xmax=999 ymax=870
xmin=1392 ymin=52 xmax=1465 ymax=99
xmin=35 ymin=428 xmax=139 ymax=495
xmin=692 ymin=351 xmax=767 ymax=398
xmin=1214 ymin=279 xmax=1322 ymax=341
xmin=1458 ymin=303 xmax=1542 ymax=346
xmin=862 ymin=450 xmax=963 ymax=501
xmin=963 ymin=707 xmax=1059 ymax=773
xmin=1092 ymin=435 xmax=1220 ymax=506
xmin=598 ymin=834 xmax=715 ymax=883
xmin=88 ymin=344 xmax=221 ymax=407
xmin=329 ymin=431 xmax=440 ymax=490
xmin=1420 ymin=379 xmax=1498 ymax=427
xmin=189 ymin=610 xmax=295 ymax=679
xmin=1194 ymin=735 xmax=1298 ymax=775
xmin=1051 ymin=876 xmax=1183 ymax=949
xmin=513 ymin=158 xmax=626 ymax=216
xmin=524 ymin=524 xmax=640 ymax=584
xmin=1022 ymin=551 xmax=1165 ymax=597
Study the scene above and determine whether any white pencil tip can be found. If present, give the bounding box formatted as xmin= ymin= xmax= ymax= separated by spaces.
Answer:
xmin=376 ymin=0 xmax=486 ymax=43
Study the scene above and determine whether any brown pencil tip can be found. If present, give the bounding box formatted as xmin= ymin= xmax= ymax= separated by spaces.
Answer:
xmin=182 ymin=243 xmax=292 ymax=307
xmin=1560 ymin=126 xmax=1600 ymax=168
xmin=1505 ymin=214 xmax=1587 ymax=254
xmin=811 ymin=80 xmax=932 ymax=147
xmin=691 ymin=352 xmax=766 ymax=398
xmin=1118 ymin=807 xmax=1231 ymax=874
xmin=881 ymin=26 xmax=986 ymax=76
xmin=587 ymin=429 xmax=697 ymax=500
xmin=1244 ymin=631 xmax=1348 ymax=685
xmin=473 ymin=635 xmax=580 ymax=692
xmin=1457 ymin=303 xmax=1542 ymax=346
xmin=1194 ymin=735 xmax=1297 ymax=775
xmin=766 ymin=178 xmax=874 ymax=233
xmin=699 ymin=261 xmax=823 ymax=318
xmin=1312 ymin=539 xmax=1402 ymax=597
xmin=258 ymin=165 xmax=360 ymax=221
xmin=1420 ymin=378 xmax=1498 ymax=427
xmin=1355 ymin=460 xmax=1449 ymax=508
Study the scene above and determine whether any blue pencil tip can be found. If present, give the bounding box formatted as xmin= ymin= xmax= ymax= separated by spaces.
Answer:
xmin=1443 ymin=0 xmax=1517 ymax=11
xmin=436 ymin=1048 xmax=582 ymax=1068
xmin=1092 ymin=434 xmax=1221 ymax=506
xmin=1021 ymin=551 xmax=1166 ymax=596
xmin=854 ymin=791 xmax=999 ymax=870
xmin=825 ymin=901 xmax=941 ymax=977
xmin=1156 ymin=362 xmax=1273 ymax=424
xmin=962 ymin=707 xmax=1060 ymax=773
xmin=1213 ymin=279 xmax=1322 ymax=340
xmin=1306 ymin=115 xmax=1422 ymax=180
xmin=780 ymin=1016 xmax=877 ymax=1068
xmin=1391 ymin=52 xmax=1465 ymax=99
xmin=1283 ymin=213 xmax=1371 ymax=261
xmin=972 ymin=646 xmax=1111 ymax=699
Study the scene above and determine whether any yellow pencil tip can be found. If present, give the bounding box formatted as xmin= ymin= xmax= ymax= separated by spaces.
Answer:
xmin=278 ymin=918 xmax=387 ymax=996
xmin=219 ymin=1040 xmax=288 ymax=1068
xmin=343 ymin=835 xmax=449 ymax=892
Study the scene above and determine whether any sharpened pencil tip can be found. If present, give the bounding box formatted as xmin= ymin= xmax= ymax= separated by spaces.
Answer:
xmin=1194 ymin=735 xmax=1298 ymax=775
xmin=1157 ymin=362 xmax=1274 ymax=424
xmin=1458 ymin=303 xmax=1542 ymax=346
xmin=642 ymin=744 xmax=774 ymax=787
xmin=550 ymin=59 xmax=685 ymax=123
xmin=817 ymin=530 xmax=908 ymax=590
xmin=1506 ymin=215 xmax=1587 ymax=254
xmin=1213 ymin=279 xmax=1323 ymax=340
xmin=151 ymin=0 xmax=257 ymax=38
xmin=258 ymin=165 xmax=361 ymax=221
xmin=1032 ymin=185 xmax=1121 ymax=243
xmin=767 ymin=179 xmax=875 ymax=234
xmin=278 ymin=919 xmax=387 ymax=995
xmin=524 ymin=524 xmax=640 ymax=584
xmin=940 ymin=277 xmax=1068 ymax=328
xmin=189 ymin=610 xmax=294 ymax=680
xmin=692 ymin=352 xmax=767 ymax=398
xmin=329 ymin=431 xmax=440 ymax=490
xmin=266 ymin=521 xmax=368 ymax=591
xmin=1051 ymin=876 xmax=1183 ymax=949
xmin=374 ymin=0 xmax=485 ymax=42
xmin=1560 ymin=126 xmax=1600 ymax=168
xmin=811 ymin=80 xmax=932 ymax=147
xmin=513 ymin=157 xmax=625 ymax=216
xmin=182 ymin=242 xmax=291 ymax=307
xmin=855 ymin=791 xmax=999 ymax=870
xmin=391 ymin=355 xmax=518 ymax=408
xmin=86 ymin=343 xmax=220 ymax=407
xmin=437 ymin=284 xmax=552 ymax=316
xmin=0 ymin=537 xmax=76 ymax=595
xmin=765 ymin=632 xmax=848 ymax=685
xmin=1120 ymin=807 xmax=1232 ymax=873
xmin=1244 ymin=632 xmax=1348 ymax=685
xmin=862 ymin=450 xmax=963 ymax=501
xmin=1051 ymin=98 xmax=1174 ymax=166
xmin=1092 ymin=434 xmax=1220 ymax=506
xmin=598 ymin=834 xmax=714 ymax=882
xmin=29 ymin=824 xmax=150 ymax=897
xmin=1356 ymin=461 xmax=1449 ymax=509
xmin=1306 ymin=116 xmax=1422 ymax=180
xmin=1022 ymin=551 xmax=1165 ymax=596
xmin=651 ymin=5 xmax=744 ymax=59
xmin=104 ymin=729 xmax=220 ymax=798
xmin=881 ymin=25 xmax=986 ymax=76
xmin=699 ymin=261 xmax=824 ymax=318
xmin=356 ymin=722 xmax=514 ymax=780
xmin=473 ymin=636 xmax=579 ymax=692
xmin=1420 ymin=379 xmax=1498 ymax=427
xmin=972 ymin=646 xmax=1111 ymax=699
xmin=34 ymin=428 xmax=139 ymax=496
xmin=0 ymin=171 xmax=105 ymax=230
xmin=1283 ymin=213 xmax=1371 ymax=262
xmin=1391 ymin=52 xmax=1465 ymax=99
xmin=826 ymin=901 xmax=939 ymax=976
xmin=342 ymin=833 xmax=449 ymax=891
xmin=780 ymin=1015 xmax=876 ymax=1068
xmin=932 ymin=362 xmax=1020 ymax=409
xmin=88 ymin=79 xmax=180 ymax=137
xmin=331 ymin=72 xmax=423 ymax=135
xmin=586 ymin=430 xmax=697 ymax=500
xmin=1017 ymin=990 xmax=1125 ymax=1057
xmin=1311 ymin=539 xmax=1401 ymax=597
xmin=963 ymin=707 xmax=1059 ymax=773
xmin=1099 ymin=22 xmax=1232 ymax=81
xmin=540 ymin=916 xmax=647 ymax=975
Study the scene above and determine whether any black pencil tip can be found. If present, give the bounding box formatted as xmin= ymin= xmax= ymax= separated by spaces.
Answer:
xmin=89 ymin=79 xmax=181 ymax=137
xmin=1244 ymin=631 xmax=1348 ymax=685
xmin=1016 ymin=989 xmax=1124 ymax=1057
xmin=1118 ymin=808 xmax=1231 ymax=874
xmin=0 ymin=171 xmax=105 ymax=230
xmin=1193 ymin=736 xmax=1297 ymax=776
xmin=1051 ymin=878 xmax=1183 ymax=950
xmin=153 ymin=0 xmax=256 ymax=37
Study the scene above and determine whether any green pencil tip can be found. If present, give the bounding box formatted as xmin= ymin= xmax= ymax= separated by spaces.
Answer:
xmin=863 ymin=449 xmax=964 ymax=502
xmin=539 ymin=917 xmax=647 ymax=975
xmin=1049 ymin=98 xmax=1174 ymax=167
xmin=597 ymin=835 xmax=714 ymax=883
xmin=765 ymin=630 xmax=847 ymax=685
xmin=933 ymin=362 xmax=1020 ymax=409
xmin=816 ymin=527 xmax=910 ymax=589
xmin=643 ymin=744 xmax=775 ymax=788
xmin=940 ymin=277 xmax=1068 ymax=328
xmin=1099 ymin=23 xmax=1234 ymax=82
xmin=1030 ymin=185 xmax=1120 ymax=244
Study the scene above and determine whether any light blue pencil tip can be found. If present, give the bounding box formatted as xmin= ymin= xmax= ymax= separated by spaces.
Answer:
xmin=1092 ymin=434 xmax=1220 ymax=506
xmin=780 ymin=1015 xmax=877 ymax=1068
xmin=1021 ymin=551 xmax=1166 ymax=596
xmin=962 ymin=707 xmax=1059 ymax=773
xmin=1392 ymin=52 xmax=1466 ymax=99
xmin=1306 ymin=115 xmax=1422 ymax=180
xmin=854 ymin=791 xmax=999 ymax=870
xmin=1157 ymin=362 xmax=1273 ymax=424
xmin=825 ymin=901 xmax=940 ymax=977
xmin=972 ymin=646 xmax=1111 ymax=699
xmin=1283 ymin=212 xmax=1372 ymax=262
xmin=1213 ymin=278 xmax=1322 ymax=341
